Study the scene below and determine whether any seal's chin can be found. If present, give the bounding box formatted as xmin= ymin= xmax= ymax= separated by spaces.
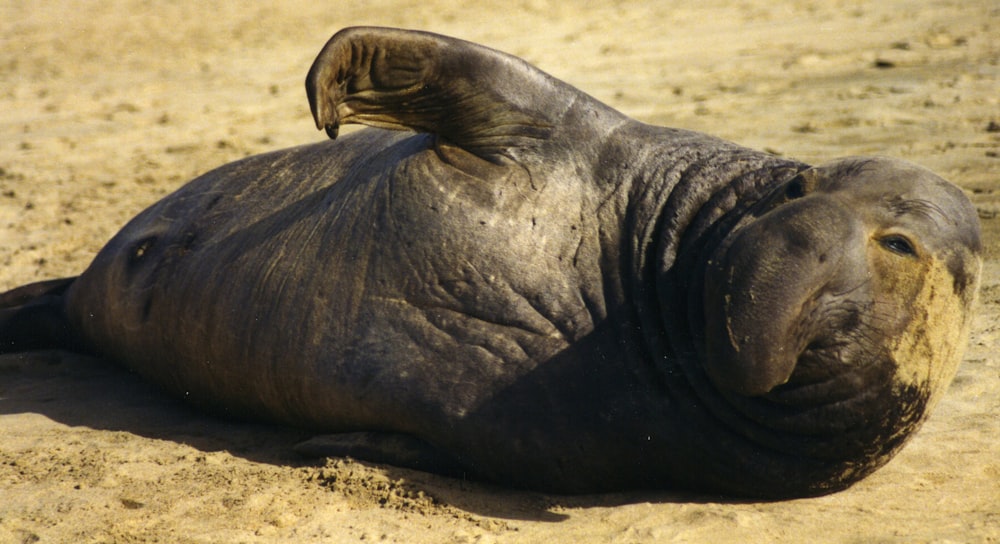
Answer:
xmin=718 ymin=285 xmax=935 ymax=461
xmin=721 ymin=346 xmax=928 ymax=468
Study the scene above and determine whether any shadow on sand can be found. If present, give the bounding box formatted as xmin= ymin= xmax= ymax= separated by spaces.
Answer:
xmin=0 ymin=350 xmax=740 ymax=522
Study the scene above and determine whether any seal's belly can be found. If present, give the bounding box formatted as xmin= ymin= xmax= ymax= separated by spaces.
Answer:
xmin=64 ymin=130 xmax=603 ymax=431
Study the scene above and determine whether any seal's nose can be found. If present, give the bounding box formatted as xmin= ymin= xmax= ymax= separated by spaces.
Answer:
xmin=750 ymin=169 xmax=823 ymax=220
xmin=703 ymin=194 xmax=865 ymax=396
xmin=781 ymin=172 xmax=815 ymax=201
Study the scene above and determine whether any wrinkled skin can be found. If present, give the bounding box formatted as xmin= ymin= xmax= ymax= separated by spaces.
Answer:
xmin=0 ymin=27 xmax=983 ymax=498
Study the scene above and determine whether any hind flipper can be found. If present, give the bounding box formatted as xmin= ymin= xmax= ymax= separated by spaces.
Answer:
xmin=295 ymin=431 xmax=470 ymax=478
xmin=0 ymin=277 xmax=83 ymax=354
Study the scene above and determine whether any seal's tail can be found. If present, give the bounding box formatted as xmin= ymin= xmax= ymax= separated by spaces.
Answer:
xmin=0 ymin=277 xmax=81 ymax=354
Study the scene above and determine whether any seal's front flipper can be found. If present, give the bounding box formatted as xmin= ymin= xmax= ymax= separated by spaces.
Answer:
xmin=306 ymin=27 xmax=576 ymax=159
xmin=294 ymin=432 xmax=470 ymax=478
xmin=0 ymin=277 xmax=83 ymax=354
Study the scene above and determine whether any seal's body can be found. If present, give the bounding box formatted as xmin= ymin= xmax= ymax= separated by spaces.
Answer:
xmin=0 ymin=28 xmax=982 ymax=498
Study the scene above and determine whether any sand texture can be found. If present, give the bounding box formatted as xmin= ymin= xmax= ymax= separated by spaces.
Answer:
xmin=1 ymin=1 xmax=998 ymax=542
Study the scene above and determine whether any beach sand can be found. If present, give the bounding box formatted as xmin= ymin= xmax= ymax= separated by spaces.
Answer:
xmin=1 ymin=1 xmax=998 ymax=542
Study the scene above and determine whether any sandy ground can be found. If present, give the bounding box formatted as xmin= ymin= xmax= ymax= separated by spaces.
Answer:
xmin=1 ymin=1 xmax=998 ymax=542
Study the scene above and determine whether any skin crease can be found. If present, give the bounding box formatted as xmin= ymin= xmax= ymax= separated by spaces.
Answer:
xmin=0 ymin=27 xmax=983 ymax=498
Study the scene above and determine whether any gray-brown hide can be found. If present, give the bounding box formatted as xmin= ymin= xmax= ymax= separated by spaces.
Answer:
xmin=0 ymin=28 xmax=983 ymax=498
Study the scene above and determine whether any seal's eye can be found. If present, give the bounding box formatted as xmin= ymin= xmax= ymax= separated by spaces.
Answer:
xmin=879 ymin=234 xmax=916 ymax=256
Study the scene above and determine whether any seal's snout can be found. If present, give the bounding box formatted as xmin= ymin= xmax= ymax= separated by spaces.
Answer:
xmin=703 ymin=194 xmax=865 ymax=396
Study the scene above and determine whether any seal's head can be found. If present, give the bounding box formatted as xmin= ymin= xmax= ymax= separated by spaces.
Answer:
xmin=702 ymin=156 xmax=981 ymax=485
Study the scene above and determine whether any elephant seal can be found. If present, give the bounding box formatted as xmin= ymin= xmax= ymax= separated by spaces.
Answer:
xmin=0 ymin=27 xmax=982 ymax=498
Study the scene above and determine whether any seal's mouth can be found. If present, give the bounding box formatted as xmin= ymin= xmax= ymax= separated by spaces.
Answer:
xmin=760 ymin=340 xmax=876 ymax=413
xmin=771 ymin=279 xmax=879 ymax=392
xmin=715 ymin=264 xmax=925 ymax=451
xmin=720 ymin=346 xmax=922 ymax=466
